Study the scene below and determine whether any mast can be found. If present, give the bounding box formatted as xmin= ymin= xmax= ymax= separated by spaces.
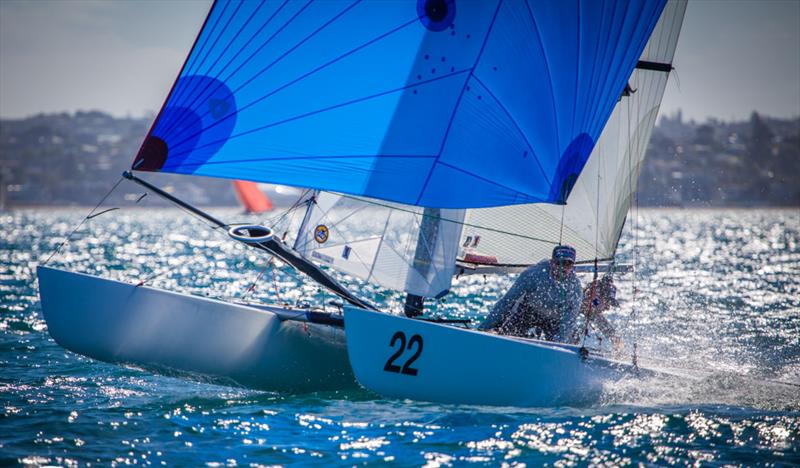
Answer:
xmin=403 ymin=208 xmax=441 ymax=317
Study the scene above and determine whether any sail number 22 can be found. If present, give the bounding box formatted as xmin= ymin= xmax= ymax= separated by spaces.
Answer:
xmin=383 ymin=331 xmax=423 ymax=376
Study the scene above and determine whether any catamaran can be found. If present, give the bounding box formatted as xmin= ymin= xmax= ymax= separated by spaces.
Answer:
xmin=38 ymin=0 xmax=686 ymax=405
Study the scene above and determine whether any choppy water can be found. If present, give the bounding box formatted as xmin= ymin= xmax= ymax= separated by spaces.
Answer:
xmin=1 ymin=207 xmax=799 ymax=466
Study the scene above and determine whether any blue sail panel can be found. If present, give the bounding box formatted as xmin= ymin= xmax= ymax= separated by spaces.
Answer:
xmin=432 ymin=75 xmax=552 ymax=206
xmin=132 ymin=0 xmax=667 ymax=209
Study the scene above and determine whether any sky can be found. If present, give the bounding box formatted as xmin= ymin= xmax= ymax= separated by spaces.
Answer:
xmin=1 ymin=0 xmax=798 ymax=122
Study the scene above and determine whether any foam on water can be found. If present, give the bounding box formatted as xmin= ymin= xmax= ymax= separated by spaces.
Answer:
xmin=1 ymin=208 xmax=798 ymax=465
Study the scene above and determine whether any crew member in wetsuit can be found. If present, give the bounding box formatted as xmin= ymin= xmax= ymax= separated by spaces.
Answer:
xmin=577 ymin=274 xmax=622 ymax=348
xmin=479 ymin=245 xmax=621 ymax=346
xmin=479 ymin=245 xmax=582 ymax=342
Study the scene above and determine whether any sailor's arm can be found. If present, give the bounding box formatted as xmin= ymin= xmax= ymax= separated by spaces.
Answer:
xmin=580 ymin=277 xmax=623 ymax=349
xmin=479 ymin=267 xmax=538 ymax=331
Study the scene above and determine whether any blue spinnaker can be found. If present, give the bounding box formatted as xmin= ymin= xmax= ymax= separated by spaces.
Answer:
xmin=132 ymin=0 xmax=666 ymax=209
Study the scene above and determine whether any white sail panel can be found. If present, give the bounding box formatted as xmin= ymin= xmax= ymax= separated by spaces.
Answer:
xmin=294 ymin=192 xmax=464 ymax=297
xmin=459 ymin=0 xmax=687 ymax=268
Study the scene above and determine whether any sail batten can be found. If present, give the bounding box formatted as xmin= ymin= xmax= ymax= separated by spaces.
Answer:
xmin=132 ymin=0 xmax=667 ymax=210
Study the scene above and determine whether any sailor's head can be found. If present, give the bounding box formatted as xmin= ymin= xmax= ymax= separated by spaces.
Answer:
xmin=550 ymin=244 xmax=576 ymax=279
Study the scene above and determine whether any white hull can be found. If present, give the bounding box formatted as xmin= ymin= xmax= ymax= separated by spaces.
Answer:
xmin=37 ymin=266 xmax=357 ymax=392
xmin=344 ymin=307 xmax=633 ymax=407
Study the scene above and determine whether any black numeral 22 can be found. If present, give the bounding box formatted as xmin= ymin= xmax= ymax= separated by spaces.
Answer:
xmin=383 ymin=331 xmax=423 ymax=376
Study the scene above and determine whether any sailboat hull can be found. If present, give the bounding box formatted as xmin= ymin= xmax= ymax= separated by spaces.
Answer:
xmin=344 ymin=307 xmax=632 ymax=407
xmin=37 ymin=266 xmax=357 ymax=392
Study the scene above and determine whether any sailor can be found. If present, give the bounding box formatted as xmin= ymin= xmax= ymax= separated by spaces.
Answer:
xmin=577 ymin=274 xmax=622 ymax=348
xmin=479 ymin=245 xmax=620 ymax=346
xmin=479 ymin=245 xmax=582 ymax=341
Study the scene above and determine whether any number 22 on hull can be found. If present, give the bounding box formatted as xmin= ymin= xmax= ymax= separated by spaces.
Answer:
xmin=344 ymin=307 xmax=632 ymax=407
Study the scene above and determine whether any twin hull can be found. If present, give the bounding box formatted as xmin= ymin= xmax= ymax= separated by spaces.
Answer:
xmin=36 ymin=266 xmax=355 ymax=392
xmin=37 ymin=267 xmax=629 ymax=405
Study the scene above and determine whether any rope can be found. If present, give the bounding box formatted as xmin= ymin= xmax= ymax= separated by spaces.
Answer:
xmin=44 ymin=176 xmax=123 ymax=265
xmin=263 ymin=189 xmax=311 ymax=231
xmin=580 ymin=258 xmax=599 ymax=349
xmin=136 ymin=268 xmax=168 ymax=287
xmin=335 ymin=191 xmax=558 ymax=246
xmin=626 ymin=82 xmax=640 ymax=370
xmin=241 ymin=257 xmax=274 ymax=299
xmin=270 ymin=261 xmax=284 ymax=304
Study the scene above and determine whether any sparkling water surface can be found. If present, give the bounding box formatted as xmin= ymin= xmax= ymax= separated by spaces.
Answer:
xmin=1 ymin=208 xmax=799 ymax=466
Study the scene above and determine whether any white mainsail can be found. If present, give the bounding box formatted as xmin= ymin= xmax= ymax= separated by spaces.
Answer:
xmin=460 ymin=0 xmax=687 ymax=268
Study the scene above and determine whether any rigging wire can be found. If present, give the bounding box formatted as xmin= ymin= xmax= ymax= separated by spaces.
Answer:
xmin=241 ymin=256 xmax=274 ymax=298
xmin=135 ymin=186 xmax=310 ymax=289
xmin=262 ymin=188 xmax=312 ymax=233
xmin=626 ymin=83 xmax=635 ymax=368
xmin=44 ymin=176 xmax=124 ymax=265
xmin=334 ymin=191 xmax=559 ymax=247
xmin=580 ymin=137 xmax=606 ymax=349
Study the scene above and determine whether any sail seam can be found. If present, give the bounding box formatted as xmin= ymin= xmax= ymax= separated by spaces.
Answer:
xmin=414 ymin=0 xmax=504 ymax=206
xmin=579 ymin=0 xmax=613 ymax=135
xmin=167 ymin=0 xmax=245 ymax=115
xmin=160 ymin=0 xmax=271 ymax=138
xmin=523 ymin=0 xmax=561 ymax=151
xmin=435 ymin=161 xmax=543 ymax=205
xmin=165 ymin=69 xmax=470 ymax=161
xmin=336 ymin=192 xmax=557 ymax=244
xmin=570 ymin=0 xmax=581 ymax=151
xmin=164 ymin=154 xmax=438 ymax=171
xmin=133 ymin=0 xmax=218 ymax=168
xmin=168 ymin=0 xmax=233 ymax=109
xmin=584 ymin=0 xmax=636 ymax=137
xmin=167 ymin=0 xmax=356 ymax=146
xmin=164 ymin=0 xmax=297 ymax=138
xmin=469 ymin=75 xmax=552 ymax=188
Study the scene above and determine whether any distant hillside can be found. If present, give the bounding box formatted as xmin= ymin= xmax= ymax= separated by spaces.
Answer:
xmin=0 ymin=111 xmax=237 ymax=208
xmin=640 ymin=111 xmax=799 ymax=207
xmin=0 ymin=110 xmax=798 ymax=208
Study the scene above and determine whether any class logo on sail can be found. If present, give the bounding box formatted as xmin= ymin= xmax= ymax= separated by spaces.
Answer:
xmin=314 ymin=225 xmax=330 ymax=244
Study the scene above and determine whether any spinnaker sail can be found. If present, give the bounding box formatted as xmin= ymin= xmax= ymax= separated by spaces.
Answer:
xmin=132 ymin=0 xmax=667 ymax=209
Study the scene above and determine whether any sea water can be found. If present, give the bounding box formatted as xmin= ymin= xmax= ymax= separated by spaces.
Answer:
xmin=1 ymin=208 xmax=798 ymax=466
